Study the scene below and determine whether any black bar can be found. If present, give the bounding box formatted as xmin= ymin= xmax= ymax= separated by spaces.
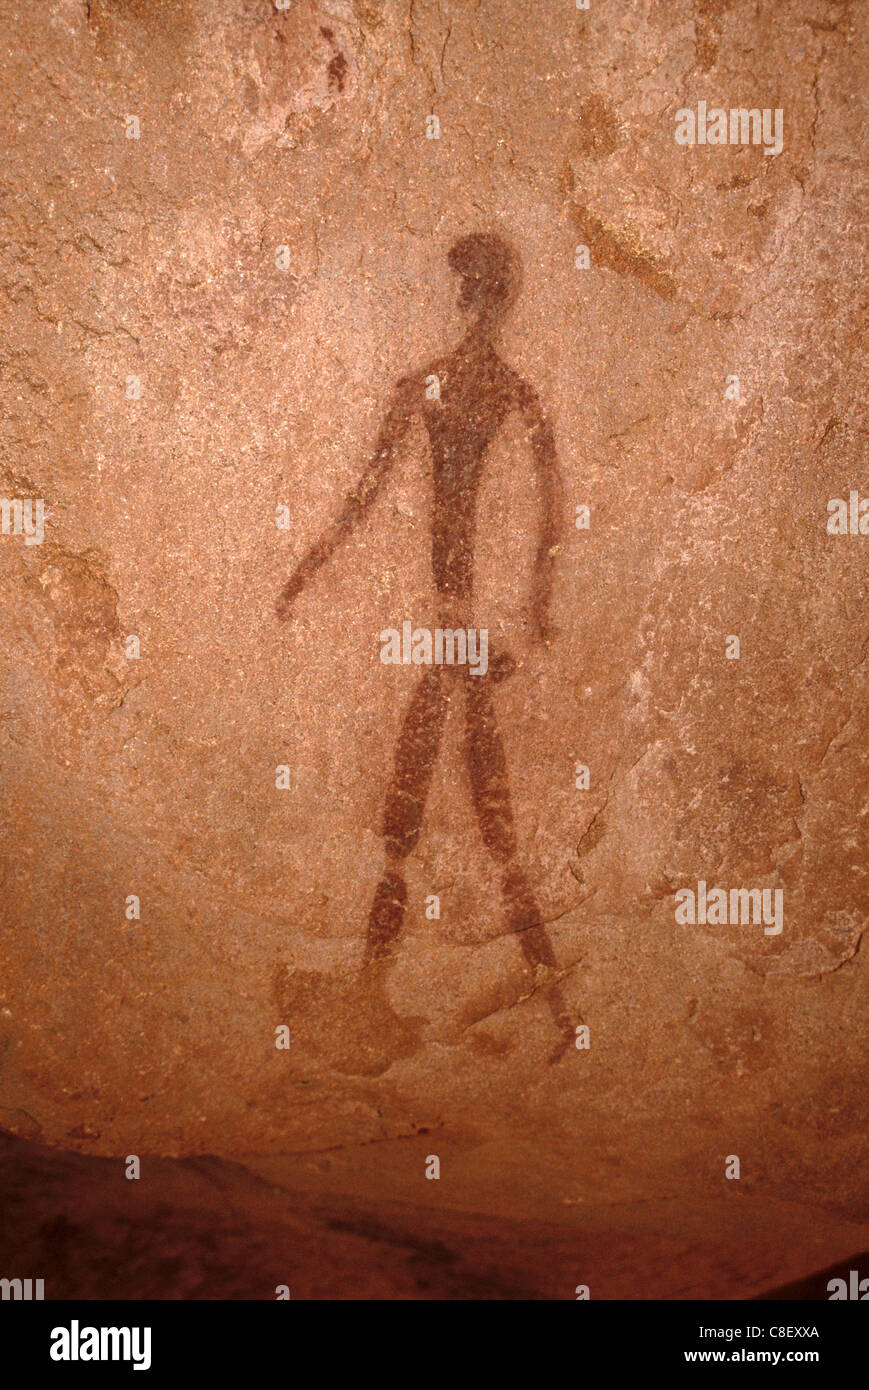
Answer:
xmin=2 ymin=1298 xmax=863 ymax=1376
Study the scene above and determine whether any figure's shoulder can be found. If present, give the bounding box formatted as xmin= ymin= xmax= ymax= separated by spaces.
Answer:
xmin=392 ymin=356 xmax=456 ymax=410
xmin=395 ymin=367 xmax=424 ymax=390
xmin=501 ymin=362 xmax=543 ymax=417
xmin=418 ymin=354 xmax=450 ymax=385
xmin=390 ymin=364 xmax=434 ymax=407
xmin=384 ymin=370 xmax=425 ymax=421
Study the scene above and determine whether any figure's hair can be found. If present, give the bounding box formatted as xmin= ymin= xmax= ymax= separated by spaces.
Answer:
xmin=447 ymin=233 xmax=521 ymax=312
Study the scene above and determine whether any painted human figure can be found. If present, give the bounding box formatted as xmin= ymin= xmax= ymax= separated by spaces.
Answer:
xmin=277 ymin=234 xmax=572 ymax=1060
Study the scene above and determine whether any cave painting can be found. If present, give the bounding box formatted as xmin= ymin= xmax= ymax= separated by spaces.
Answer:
xmin=276 ymin=234 xmax=573 ymax=1073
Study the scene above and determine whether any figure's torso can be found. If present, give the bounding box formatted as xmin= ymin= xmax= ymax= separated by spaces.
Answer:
xmin=416 ymin=345 xmax=522 ymax=600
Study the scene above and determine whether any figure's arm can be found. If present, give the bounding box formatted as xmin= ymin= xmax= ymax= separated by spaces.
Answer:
xmin=276 ymin=381 xmax=415 ymax=620
xmin=517 ymin=381 xmax=564 ymax=642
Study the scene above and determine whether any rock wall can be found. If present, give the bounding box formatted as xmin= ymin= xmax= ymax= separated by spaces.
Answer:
xmin=0 ymin=0 xmax=866 ymax=1272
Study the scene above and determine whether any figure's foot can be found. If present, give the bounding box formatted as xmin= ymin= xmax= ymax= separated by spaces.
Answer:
xmin=489 ymin=651 xmax=517 ymax=684
xmin=273 ymin=961 xmax=425 ymax=1078
xmin=541 ymin=979 xmax=578 ymax=1064
xmin=546 ymin=1019 xmax=575 ymax=1065
xmin=453 ymin=964 xmax=577 ymax=1064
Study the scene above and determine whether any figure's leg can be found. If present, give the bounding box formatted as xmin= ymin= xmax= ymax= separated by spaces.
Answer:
xmin=464 ymin=674 xmax=574 ymax=1058
xmin=363 ymin=667 xmax=450 ymax=966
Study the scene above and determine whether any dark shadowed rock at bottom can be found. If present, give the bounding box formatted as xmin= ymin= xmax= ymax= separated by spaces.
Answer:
xmin=1 ymin=1130 xmax=867 ymax=1300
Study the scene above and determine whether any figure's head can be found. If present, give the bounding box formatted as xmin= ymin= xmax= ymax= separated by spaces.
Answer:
xmin=447 ymin=233 xmax=520 ymax=327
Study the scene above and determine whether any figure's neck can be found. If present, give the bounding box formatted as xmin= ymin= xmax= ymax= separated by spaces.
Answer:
xmin=460 ymin=316 xmax=499 ymax=355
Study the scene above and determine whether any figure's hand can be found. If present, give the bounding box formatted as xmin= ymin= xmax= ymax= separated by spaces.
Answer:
xmin=489 ymin=650 xmax=517 ymax=684
xmin=530 ymin=604 xmax=556 ymax=646
xmin=547 ymin=1030 xmax=573 ymax=1065
xmin=276 ymin=570 xmax=304 ymax=621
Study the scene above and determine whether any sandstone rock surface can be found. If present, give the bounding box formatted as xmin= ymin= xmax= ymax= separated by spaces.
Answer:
xmin=0 ymin=0 xmax=866 ymax=1297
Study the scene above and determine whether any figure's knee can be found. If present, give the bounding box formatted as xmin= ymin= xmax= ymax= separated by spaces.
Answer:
xmin=502 ymin=863 xmax=536 ymax=917
xmin=501 ymin=865 xmax=557 ymax=969
xmin=478 ymin=819 xmax=517 ymax=862
xmin=365 ymin=868 xmax=407 ymax=961
xmin=382 ymin=792 xmax=426 ymax=858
